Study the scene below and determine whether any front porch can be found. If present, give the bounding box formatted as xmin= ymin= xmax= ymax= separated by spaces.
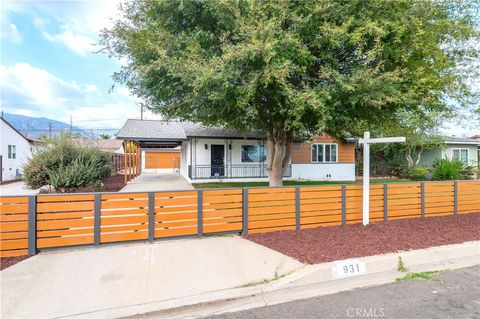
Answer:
xmin=188 ymin=164 xmax=292 ymax=180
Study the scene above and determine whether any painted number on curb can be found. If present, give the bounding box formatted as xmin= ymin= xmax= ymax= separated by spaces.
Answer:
xmin=332 ymin=260 xmax=366 ymax=279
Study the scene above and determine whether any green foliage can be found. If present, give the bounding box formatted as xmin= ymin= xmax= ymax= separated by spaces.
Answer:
xmin=396 ymin=270 xmax=446 ymax=282
xmin=397 ymin=257 xmax=408 ymax=273
xmin=432 ymin=158 xmax=466 ymax=180
xmin=100 ymin=133 xmax=111 ymax=139
xmin=409 ymin=166 xmax=429 ymax=181
xmin=23 ymin=140 xmax=112 ymax=192
xmin=101 ymin=0 xmax=479 ymax=185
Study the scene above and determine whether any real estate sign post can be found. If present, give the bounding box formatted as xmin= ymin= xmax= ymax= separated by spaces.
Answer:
xmin=359 ymin=132 xmax=406 ymax=225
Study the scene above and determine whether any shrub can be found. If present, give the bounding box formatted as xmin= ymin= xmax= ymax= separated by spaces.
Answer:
xmin=408 ymin=166 xmax=429 ymax=181
xmin=432 ymin=159 xmax=473 ymax=181
xmin=23 ymin=140 xmax=112 ymax=192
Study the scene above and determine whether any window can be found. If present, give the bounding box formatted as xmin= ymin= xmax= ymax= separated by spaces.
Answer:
xmin=311 ymin=143 xmax=337 ymax=163
xmin=8 ymin=145 xmax=16 ymax=159
xmin=452 ymin=148 xmax=468 ymax=165
xmin=241 ymin=145 xmax=266 ymax=162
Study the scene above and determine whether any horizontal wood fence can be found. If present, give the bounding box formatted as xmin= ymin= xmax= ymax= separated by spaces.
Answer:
xmin=1 ymin=181 xmax=479 ymax=257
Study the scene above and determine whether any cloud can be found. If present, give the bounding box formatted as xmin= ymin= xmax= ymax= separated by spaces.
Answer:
xmin=1 ymin=21 xmax=22 ymax=44
xmin=43 ymin=28 xmax=96 ymax=56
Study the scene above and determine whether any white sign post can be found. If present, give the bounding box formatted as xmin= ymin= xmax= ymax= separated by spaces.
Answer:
xmin=359 ymin=132 xmax=406 ymax=225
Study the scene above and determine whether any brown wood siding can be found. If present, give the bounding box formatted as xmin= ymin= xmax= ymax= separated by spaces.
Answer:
xmin=291 ymin=135 xmax=355 ymax=164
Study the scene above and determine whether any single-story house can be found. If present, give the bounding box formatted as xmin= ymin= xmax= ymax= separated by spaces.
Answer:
xmin=1 ymin=117 xmax=45 ymax=182
xmin=117 ymin=119 xmax=356 ymax=182
xmin=419 ymin=136 xmax=480 ymax=167
xmin=71 ymin=138 xmax=123 ymax=153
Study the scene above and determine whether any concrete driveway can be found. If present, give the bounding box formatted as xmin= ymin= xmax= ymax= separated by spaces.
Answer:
xmin=0 ymin=181 xmax=38 ymax=196
xmin=120 ymin=172 xmax=194 ymax=192
xmin=1 ymin=236 xmax=302 ymax=319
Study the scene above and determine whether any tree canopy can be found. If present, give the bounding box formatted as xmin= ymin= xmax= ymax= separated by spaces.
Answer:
xmin=101 ymin=0 xmax=479 ymax=185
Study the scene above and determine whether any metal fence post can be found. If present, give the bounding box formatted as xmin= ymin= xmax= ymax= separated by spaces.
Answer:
xmin=341 ymin=185 xmax=347 ymax=225
xmin=197 ymin=190 xmax=203 ymax=236
xmin=94 ymin=194 xmax=101 ymax=246
xmin=28 ymin=195 xmax=37 ymax=256
xmin=242 ymin=188 xmax=248 ymax=235
xmin=295 ymin=186 xmax=300 ymax=230
xmin=421 ymin=182 xmax=425 ymax=218
xmin=383 ymin=184 xmax=388 ymax=222
xmin=148 ymin=192 xmax=155 ymax=242
xmin=454 ymin=181 xmax=458 ymax=216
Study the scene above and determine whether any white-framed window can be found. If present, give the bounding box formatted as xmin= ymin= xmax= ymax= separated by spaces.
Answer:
xmin=8 ymin=145 xmax=16 ymax=159
xmin=311 ymin=143 xmax=337 ymax=163
xmin=241 ymin=144 xmax=267 ymax=162
xmin=452 ymin=148 xmax=468 ymax=165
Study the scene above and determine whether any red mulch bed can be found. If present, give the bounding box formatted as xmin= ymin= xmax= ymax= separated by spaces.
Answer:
xmin=246 ymin=213 xmax=480 ymax=264
xmin=1 ymin=256 xmax=30 ymax=271
xmin=68 ymin=174 xmax=126 ymax=193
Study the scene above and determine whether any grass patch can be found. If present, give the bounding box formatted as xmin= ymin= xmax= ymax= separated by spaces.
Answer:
xmin=193 ymin=179 xmax=411 ymax=189
xmin=397 ymin=256 xmax=408 ymax=272
xmin=396 ymin=270 xmax=446 ymax=283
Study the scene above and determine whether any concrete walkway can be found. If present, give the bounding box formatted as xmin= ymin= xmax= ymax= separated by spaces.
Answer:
xmin=1 ymin=236 xmax=302 ymax=319
xmin=0 ymin=181 xmax=38 ymax=196
xmin=120 ymin=172 xmax=194 ymax=192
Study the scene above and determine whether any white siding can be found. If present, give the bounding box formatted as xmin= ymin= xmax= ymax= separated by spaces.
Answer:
xmin=1 ymin=120 xmax=32 ymax=181
xmin=291 ymin=163 xmax=355 ymax=181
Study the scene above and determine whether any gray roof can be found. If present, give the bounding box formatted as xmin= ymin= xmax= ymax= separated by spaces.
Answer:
xmin=444 ymin=136 xmax=480 ymax=145
xmin=117 ymin=119 xmax=265 ymax=140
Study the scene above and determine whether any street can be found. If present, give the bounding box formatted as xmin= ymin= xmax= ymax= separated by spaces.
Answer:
xmin=207 ymin=266 xmax=480 ymax=319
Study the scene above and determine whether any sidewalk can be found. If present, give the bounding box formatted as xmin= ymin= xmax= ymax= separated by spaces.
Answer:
xmin=0 ymin=236 xmax=301 ymax=319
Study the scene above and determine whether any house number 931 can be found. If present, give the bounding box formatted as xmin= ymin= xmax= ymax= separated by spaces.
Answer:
xmin=332 ymin=260 xmax=366 ymax=279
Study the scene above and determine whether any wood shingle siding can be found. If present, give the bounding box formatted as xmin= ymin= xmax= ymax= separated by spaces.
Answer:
xmin=291 ymin=135 xmax=355 ymax=164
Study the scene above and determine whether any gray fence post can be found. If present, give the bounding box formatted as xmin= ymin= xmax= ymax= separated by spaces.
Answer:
xmin=27 ymin=196 xmax=37 ymax=256
xmin=197 ymin=190 xmax=203 ymax=236
xmin=148 ymin=192 xmax=155 ymax=242
xmin=242 ymin=188 xmax=248 ymax=235
xmin=383 ymin=184 xmax=388 ymax=222
xmin=421 ymin=182 xmax=425 ymax=218
xmin=341 ymin=185 xmax=347 ymax=225
xmin=454 ymin=181 xmax=458 ymax=216
xmin=295 ymin=187 xmax=301 ymax=230
xmin=94 ymin=194 xmax=101 ymax=246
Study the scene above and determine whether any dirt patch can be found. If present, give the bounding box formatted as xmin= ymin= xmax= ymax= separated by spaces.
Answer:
xmin=246 ymin=213 xmax=480 ymax=264
xmin=1 ymin=256 xmax=30 ymax=271
xmin=75 ymin=174 xmax=126 ymax=193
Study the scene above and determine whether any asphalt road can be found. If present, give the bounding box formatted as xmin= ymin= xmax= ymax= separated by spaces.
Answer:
xmin=207 ymin=266 xmax=480 ymax=319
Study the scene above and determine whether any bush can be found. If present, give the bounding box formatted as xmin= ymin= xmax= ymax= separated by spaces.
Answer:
xmin=408 ymin=166 xmax=429 ymax=181
xmin=432 ymin=159 xmax=473 ymax=181
xmin=23 ymin=140 xmax=112 ymax=192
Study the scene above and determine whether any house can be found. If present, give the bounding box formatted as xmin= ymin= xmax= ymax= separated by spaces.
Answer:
xmin=419 ymin=136 xmax=480 ymax=167
xmin=71 ymin=138 xmax=123 ymax=153
xmin=0 ymin=117 xmax=45 ymax=182
xmin=117 ymin=119 xmax=356 ymax=182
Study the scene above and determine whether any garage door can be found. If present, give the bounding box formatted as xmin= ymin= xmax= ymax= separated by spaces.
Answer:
xmin=145 ymin=151 xmax=180 ymax=169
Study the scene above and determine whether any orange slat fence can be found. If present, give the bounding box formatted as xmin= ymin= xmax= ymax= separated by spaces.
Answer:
xmin=36 ymin=194 xmax=95 ymax=248
xmin=247 ymin=187 xmax=296 ymax=233
xmin=0 ymin=180 xmax=478 ymax=255
xmin=0 ymin=196 xmax=29 ymax=257
xmin=203 ymin=189 xmax=243 ymax=233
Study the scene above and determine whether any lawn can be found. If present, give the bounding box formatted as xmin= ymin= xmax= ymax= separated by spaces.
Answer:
xmin=192 ymin=179 xmax=411 ymax=189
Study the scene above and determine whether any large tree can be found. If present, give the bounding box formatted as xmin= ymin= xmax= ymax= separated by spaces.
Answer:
xmin=101 ymin=0 xmax=478 ymax=186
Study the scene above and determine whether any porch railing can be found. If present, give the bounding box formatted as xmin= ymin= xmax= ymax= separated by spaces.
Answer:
xmin=188 ymin=164 xmax=292 ymax=179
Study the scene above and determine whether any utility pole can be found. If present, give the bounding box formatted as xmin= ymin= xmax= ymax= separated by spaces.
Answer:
xmin=140 ymin=104 xmax=144 ymax=120
xmin=48 ymin=122 xmax=52 ymax=138
xmin=70 ymin=115 xmax=73 ymax=134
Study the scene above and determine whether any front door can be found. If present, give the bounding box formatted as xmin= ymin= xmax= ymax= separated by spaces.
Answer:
xmin=211 ymin=145 xmax=225 ymax=177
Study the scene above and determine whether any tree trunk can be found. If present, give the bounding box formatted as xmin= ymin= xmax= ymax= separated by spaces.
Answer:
xmin=405 ymin=148 xmax=413 ymax=168
xmin=266 ymin=130 xmax=292 ymax=187
xmin=415 ymin=146 xmax=424 ymax=166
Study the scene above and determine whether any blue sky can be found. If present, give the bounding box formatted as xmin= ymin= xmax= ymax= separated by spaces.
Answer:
xmin=0 ymin=0 xmax=161 ymax=132
xmin=0 ymin=0 xmax=478 ymax=136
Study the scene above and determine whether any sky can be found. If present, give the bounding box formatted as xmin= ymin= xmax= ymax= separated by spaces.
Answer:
xmin=0 ymin=0 xmax=478 ymax=136
xmin=0 ymin=0 xmax=161 ymax=133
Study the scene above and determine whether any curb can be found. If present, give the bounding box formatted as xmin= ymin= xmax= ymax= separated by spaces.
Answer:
xmin=70 ymin=241 xmax=480 ymax=319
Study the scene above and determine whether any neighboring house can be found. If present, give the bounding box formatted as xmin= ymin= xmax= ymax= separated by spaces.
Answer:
xmin=72 ymin=138 xmax=123 ymax=153
xmin=117 ymin=119 xmax=356 ymax=182
xmin=0 ymin=117 xmax=45 ymax=182
xmin=419 ymin=136 xmax=480 ymax=168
